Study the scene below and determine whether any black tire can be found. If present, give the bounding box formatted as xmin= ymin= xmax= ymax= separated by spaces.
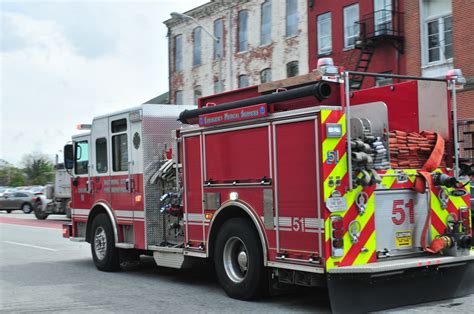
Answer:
xmin=21 ymin=203 xmax=33 ymax=214
xmin=214 ymin=218 xmax=267 ymax=300
xmin=90 ymin=213 xmax=120 ymax=271
xmin=34 ymin=201 xmax=49 ymax=220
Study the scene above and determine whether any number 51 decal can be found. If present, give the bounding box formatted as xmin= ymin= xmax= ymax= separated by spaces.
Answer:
xmin=392 ymin=199 xmax=415 ymax=225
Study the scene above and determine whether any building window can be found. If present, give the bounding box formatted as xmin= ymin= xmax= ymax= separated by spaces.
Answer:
xmin=260 ymin=68 xmax=272 ymax=83
xmin=175 ymin=90 xmax=183 ymax=105
xmin=214 ymin=19 xmax=223 ymax=59
xmin=374 ymin=0 xmax=392 ymax=35
xmin=286 ymin=61 xmax=299 ymax=77
xmin=343 ymin=4 xmax=359 ymax=48
xmin=193 ymin=27 xmax=202 ymax=66
xmin=214 ymin=81 xmax=222 ymax=94
xmin=174 ymin=34 xmax=182 ymax=72
xmin=238 ymin=10 xmax=248 ymax=52
xmin=317 ymin=12 xmax=332 ymax=55
xmin=426 ymin=16 xmax=452 ymax=63
xmin=194 ymin=87 xmax=202 ymax=106
xmin=375 ymin=73 xmax=393 ymax=87
xmin=286 ymin=0 xmax=298 ymax=37
xmin=261 ymin=1 xmax=272 ymax=45
xmin=95 ymin=138 xmax=108 ymax=173
xmin=238 ymin=75 xmax=249 ymax=88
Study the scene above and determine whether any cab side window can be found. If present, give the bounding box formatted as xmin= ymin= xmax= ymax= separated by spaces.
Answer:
xmin=111 ymin=118 xmax=128 ymax=172
xmin=96 ymin=138 xmax=108 ymax=173
xmin=75 ymin=140 xmax=89 ymax=175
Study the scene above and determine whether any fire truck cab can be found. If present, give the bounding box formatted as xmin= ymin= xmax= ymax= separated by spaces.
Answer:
xmin=63 ymin=65 xmax=473 ymax=312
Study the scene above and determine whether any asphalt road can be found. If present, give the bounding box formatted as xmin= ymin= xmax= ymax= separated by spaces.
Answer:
xmin=1 ymin=212 xmax=473 ymax=313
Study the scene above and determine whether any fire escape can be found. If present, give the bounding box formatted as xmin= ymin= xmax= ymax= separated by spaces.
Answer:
xmin=350 ymin=9 xmax=404 ymax=91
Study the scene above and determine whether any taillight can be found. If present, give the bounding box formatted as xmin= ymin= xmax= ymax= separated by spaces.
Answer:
xmin=459 ymin=207 xmax=471 ymax=234
xmin=62 ymin=224 xmax=72 ymax=238
xmin=331 ymin=216 xmax=344 ymax=257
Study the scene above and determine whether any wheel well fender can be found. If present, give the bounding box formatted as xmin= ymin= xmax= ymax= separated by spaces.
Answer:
xmin=207 ymin=201 xmax=268 ymax=266
xmin=85 ymin=202 xmax=118 ymax=243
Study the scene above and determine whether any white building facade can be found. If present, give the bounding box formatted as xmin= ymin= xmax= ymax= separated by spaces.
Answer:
xmin=164 ymin=0 xmax=308 ymax=105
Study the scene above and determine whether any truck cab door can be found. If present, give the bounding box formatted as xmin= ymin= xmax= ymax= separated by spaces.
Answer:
xmin=90 ymin=117 xmax=110 ymax=205
xmin=71 ymin=134 xmax=92 ymax=211
xmin=109 ymin=114 xmax=134 ymax=222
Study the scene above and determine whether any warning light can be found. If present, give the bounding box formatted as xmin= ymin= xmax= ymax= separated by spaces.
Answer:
xmin=135 ymin=195 xmax=142 ymax=203
xmin=229 ymin=192 xmax=239 ymax=201
xmin=76 ymin=124 xmax=92 ymax=130
xmin=205 ymin=213 xmax=213 ymax=220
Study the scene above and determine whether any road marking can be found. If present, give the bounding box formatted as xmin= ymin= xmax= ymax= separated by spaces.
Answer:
xmin=3 ymin=241 xmax=58 ymax=252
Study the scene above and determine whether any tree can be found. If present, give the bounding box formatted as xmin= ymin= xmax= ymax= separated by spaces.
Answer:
xmin=22 ymin=153 xmax=54 ymax=185
xmin=0 ymin=159 xmax=26 ymax=187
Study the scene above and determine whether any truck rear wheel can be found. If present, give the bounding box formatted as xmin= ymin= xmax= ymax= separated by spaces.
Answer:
xmin=34 ymin=201 xmax=49 ymax=220
xmin=90 ymin=213 xmax=120 ymax=271
xmin=214 ymin=218 xmax=267 ymax=300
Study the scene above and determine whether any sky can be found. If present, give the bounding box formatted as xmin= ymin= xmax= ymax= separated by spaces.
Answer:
xmin=0 ymin=0 xmax=207 ymax=166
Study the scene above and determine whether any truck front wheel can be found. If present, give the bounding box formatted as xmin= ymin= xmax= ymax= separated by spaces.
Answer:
xmin=214 ymin=218 xmax=267 ymax=300
xmin=34 ymin=201 xmax=49 ymax=220
xmin=90 ymin=213 xmax=120 ymax=271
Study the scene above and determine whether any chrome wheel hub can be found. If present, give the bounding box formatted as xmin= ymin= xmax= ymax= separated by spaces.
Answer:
xmin=94 ymin=227 xmax=107 ymax=260
xmin=223 ymin=237 xmax=248 ymax=283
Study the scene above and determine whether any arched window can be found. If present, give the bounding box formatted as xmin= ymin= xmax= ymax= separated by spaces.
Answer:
xmin=286 ymin=61 xmax=299 ymax=77
xmin=193 ymin=27 xmax=202 ymax=66
xmin=238 ymin=75 xmax=249 ymax=88
xmin=213 ymin=19 xmax=224 ymax=59
xmin=194 ymin=86 xmax=202 ymax=106
xmin=238 ymin=10 xmax=248 ymax=52
xmin=261 ymin=1 xmax=272 ymax=45
xmin=260 ymin=68 xmax=272 ymax=83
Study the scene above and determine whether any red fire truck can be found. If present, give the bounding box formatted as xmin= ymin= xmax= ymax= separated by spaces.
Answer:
xmin=62 ymin=62 xmax=473 ymax=312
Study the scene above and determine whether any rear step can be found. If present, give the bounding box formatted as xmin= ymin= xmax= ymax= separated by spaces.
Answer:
xmin=327 ymin=253 xmax=474 ymax=313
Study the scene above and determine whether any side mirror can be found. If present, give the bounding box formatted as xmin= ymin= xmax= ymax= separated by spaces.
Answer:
xmin=64 ymin=144 xmax=74 ymax=170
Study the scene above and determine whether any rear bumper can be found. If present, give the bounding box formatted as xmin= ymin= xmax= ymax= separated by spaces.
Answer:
xmin=328 ymin=251 xmax=474 ymax=274
xmin=327 ymin=252 xmax=474 ymax=313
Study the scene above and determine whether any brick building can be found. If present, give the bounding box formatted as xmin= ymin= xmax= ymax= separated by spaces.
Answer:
xmin=164 ymin=0 xmax=308 ymax=106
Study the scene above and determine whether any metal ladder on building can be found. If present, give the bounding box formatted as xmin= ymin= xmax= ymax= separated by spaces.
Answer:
xmin=350 ymin=42 xmax=376 ymax=91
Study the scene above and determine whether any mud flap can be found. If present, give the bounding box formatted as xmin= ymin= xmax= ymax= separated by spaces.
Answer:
xmin=327 ymin=261 xmax=474 ymax=313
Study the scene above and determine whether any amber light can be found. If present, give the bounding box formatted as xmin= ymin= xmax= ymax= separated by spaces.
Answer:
xmin=205 ymin=213 xmax=213 ymax=220
xmin=135 ymin=195 xmax=142 ymax=203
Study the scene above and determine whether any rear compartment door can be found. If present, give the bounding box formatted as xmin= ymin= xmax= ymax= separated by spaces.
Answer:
xmin=374 ymin=189 xmax=431 ymax=255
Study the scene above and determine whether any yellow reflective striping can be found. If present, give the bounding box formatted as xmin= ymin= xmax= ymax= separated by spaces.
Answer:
xmin=353 ymin=231 xmax=376 ymax=265
xmin=431 ymin=225 xmax=440 ymax=238
xmin=322 ymin=115 xmax=346 ymax=163
xmin=325 ymin=193 xmax=375 ymax=268
xmin=321 ymin=110 xmax=331 ymax=124
xmin=323 ymin=154 xmax=348 ymax=201
xmin=448 ymin=187 xmax=468 ymax=209
xmin=381 ymin=175 xmax=396 ymax=189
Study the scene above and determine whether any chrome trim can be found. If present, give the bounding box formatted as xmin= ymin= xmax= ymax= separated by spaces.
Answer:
xmin=272 ymin=123 xmax=280 ymax=252
xmin=115 ymin=243 xmax=134 ymax=249
xmin=314 ymin=118 xmax=322 ymax=254
xmin=451 ymin=79 xmax=459 ymax=177
xmin=182 ymin=136 xmax=189 ymax=244
xmin=70 ymin=237 xmax=86 ymax=242
xmin=272 ymin=115 xmax=319 ymax=125
xmin=206 ymin=201 xmax=269 ymax=266
xmin=200 ymin=133 xmax=205 ymax=242
xmin=344 ymin=71 xmax=353 ymax=191
xmin=203 ymin=182 xmax=271 ymax=188
xmin=267 ymin=261 xmax=325 ymax=274
xmin=92 ymin=201 xmax=119 ymax=243
xmin=202 ymin=122 xmax=270 ymax=135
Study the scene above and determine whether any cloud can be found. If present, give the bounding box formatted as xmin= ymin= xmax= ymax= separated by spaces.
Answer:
xmin=0 ymin=0 xmax=207 ymax=165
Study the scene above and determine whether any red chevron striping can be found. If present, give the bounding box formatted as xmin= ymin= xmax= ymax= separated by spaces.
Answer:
xmin=430 ymin=210 xmax=447 ymax=235
xmin=339 ymin=214 xmax=375 ymax=266
xmin=369 ymin=250 xmax=377 ymax=263
xmin=446 ymin=199 xmax=459 ymax=217
xmin=323 ymin=110 xmax=343 ymax=125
